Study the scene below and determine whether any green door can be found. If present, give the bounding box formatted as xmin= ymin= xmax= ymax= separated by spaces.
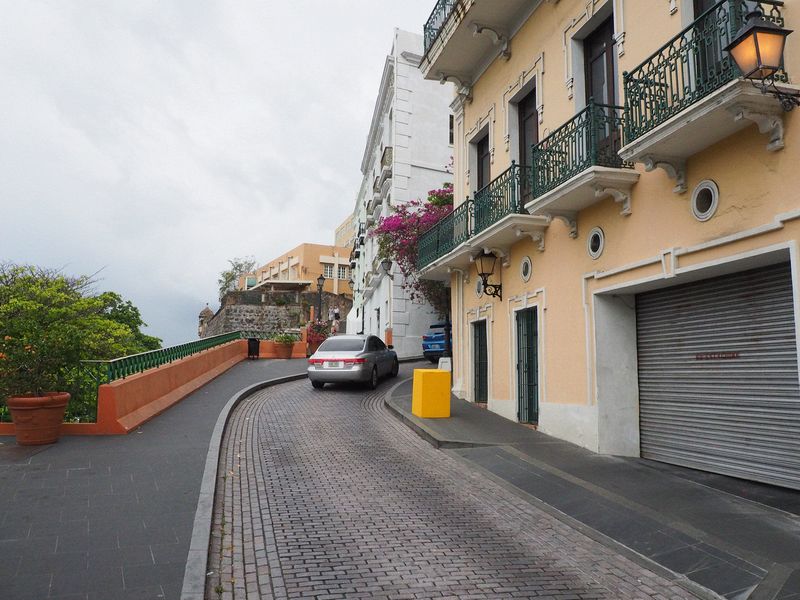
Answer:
xmin=516 ymin=308 xmax=539 ymax=423
xmin=473 ymin=321 xmax=488 ymax=403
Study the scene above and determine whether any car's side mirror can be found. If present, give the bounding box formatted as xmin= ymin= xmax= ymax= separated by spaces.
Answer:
xmin=387 ymin=345 xmax=394 ymax=350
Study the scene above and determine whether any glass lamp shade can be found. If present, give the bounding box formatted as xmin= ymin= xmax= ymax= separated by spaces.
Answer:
xmin=347 ymin=278 xmax=354 ymax=290
xmin=475 ymin=252 xmax=498 ymax=279
xmin=380 ymin=258 xmax=392 ymax=273
xmin=726 ymin=15 xmax=791 ymax=80
xmin=316 ymin=274 xmax=325 ymax=290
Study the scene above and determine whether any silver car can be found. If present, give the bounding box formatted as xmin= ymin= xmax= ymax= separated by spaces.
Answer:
xmin=307 ymin=334 xmax=399 ymax=390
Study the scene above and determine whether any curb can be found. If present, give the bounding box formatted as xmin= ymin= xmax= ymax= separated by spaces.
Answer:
xmin=180 ymin=373 xmax=307 ymax=600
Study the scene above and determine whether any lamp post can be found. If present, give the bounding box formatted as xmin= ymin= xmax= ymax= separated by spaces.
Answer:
xmin=725 ymin=5 xmax=799 ymax=110
xmin=380 ymin=258 xmax=394 ymax=280
xmin=316 ymin=274 xmax=325 ymax=322
xmin=475 ymin=251 xmax=502 ymax=300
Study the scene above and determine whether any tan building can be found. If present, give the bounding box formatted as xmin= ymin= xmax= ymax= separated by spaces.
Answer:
xmin=237 ymin=243 xmax=352 ymax=298
xmin=417 ymin=0 xmax=800 ymax=490
xmin=334 ymin=212 xmax=356 ymax=249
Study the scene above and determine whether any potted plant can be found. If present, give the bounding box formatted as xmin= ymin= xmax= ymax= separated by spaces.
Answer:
xmin=271 ymin=332 xmax=297 ymax=359
xmin=306 ymin=320 xmax=330 ymax=356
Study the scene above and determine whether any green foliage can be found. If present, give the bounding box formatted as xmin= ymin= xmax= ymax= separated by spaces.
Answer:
xmin=0 ymin=263 xmax=162 ymax=422
xmin=271 ymin=332 xmax=298 ymax=345
xmin=218 ymin=256 xmax=257 ymax=300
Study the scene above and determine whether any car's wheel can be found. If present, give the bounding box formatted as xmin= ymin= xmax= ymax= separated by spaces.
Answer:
xmin=390 ymin=359 xmax=399 ymax=378
xmin=367 ymin=367 xmax=378 ymax=390
xmin=311 ymin=380 xmax=324 ymax=390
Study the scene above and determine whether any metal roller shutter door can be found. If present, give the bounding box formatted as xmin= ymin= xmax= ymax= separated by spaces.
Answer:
xmin=636 ymin=262 xmax=800 ymax=490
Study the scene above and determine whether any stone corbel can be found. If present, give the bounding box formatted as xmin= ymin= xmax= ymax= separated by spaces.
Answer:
xmin=547 ymin=213 xmax=578 ymax=238
xmin=642 ymin=155 xmax=687 ymax=194
xmin=614 ymin=31 xmax=625 ymax=57
xmin=472 ymin=247 xmax=511 ymax=268
xmin=514 ymin=227 xmax=546 ymax=252
xmin=730 ymin=106 xmax=785 ymax=152
xmin=471 ymin=24 xmax=511 ymax=60
xmin=594 ymin=185 xmax=632 ymax=216
xmin=439 ymin=73 xmax=473 ymax=102
xmin=668 ymin=0 xmax=677 ymax=14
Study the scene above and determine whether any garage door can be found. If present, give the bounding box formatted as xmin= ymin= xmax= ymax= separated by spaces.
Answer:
xmin=636 ymin=262 xmax=800 ymax=490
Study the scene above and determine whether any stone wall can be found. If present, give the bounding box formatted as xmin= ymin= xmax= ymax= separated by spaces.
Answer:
xmin=203 ymin=304 xmax=292 ymax=337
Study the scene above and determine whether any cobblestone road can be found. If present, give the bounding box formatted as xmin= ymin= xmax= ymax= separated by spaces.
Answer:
xmin=206 ymin=372 xmax=695 ymax=600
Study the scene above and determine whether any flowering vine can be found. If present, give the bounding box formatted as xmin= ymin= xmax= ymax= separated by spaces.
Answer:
xmin=370 ymin=184 xmax=453 ymax=317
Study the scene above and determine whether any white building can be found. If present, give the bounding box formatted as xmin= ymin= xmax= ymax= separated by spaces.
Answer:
xmin=346 ymin=29 xmax=454 ymax=358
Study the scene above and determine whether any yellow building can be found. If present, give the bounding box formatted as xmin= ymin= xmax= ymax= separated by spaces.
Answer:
xmin=237 ymin=243 xmax=352 ymax=298
xmin=334 ymin=212 xmax=357 ymax=249
xmin=417 ymin=0 xmax=800 ymax=490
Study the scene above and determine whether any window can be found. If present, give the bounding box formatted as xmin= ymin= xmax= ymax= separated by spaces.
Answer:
xmin=338 ymin=265 xmax=349 ymax=279
xmin=449 ymin=114 xmax=454 ymax=145
xmin=520 ymin=256 xmax=532 ymax=282
xmin=587 ymin=227 xmax=605 ymax=259
xmin=319 ymin=338 xmax=365 ymax=352
xmin=584 ymin=17 xmax=616 ymax=105
xmin=323 ymin=264 xmax=334 ymax=278
xmin=477 ymin=135 xmax=491 ymax=191
xmin=518 ymin=88 xmax=538 ymax=200
xmin=691 ymin=180 xmax=719 ymax=221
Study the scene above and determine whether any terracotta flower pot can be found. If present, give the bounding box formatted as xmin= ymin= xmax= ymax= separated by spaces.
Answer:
xmin=6 ymin=392 xmax=69 ymax=446
xmin=274 ymin=343 xmax=293 ymax=359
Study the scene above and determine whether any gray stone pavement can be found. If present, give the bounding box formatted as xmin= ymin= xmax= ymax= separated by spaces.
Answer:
xmin=0 ymin=358 xmax=308 ymax=600
xmin=386 ymin=379 xmax=800 ymax=600
xmin=206 ymin=365 xmax=698 ymax=600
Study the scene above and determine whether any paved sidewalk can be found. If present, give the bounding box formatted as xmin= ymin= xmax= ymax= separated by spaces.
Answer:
xmin=386 ymin=379 xmax=800 ymax=600
xmin=206 ymin=365 xmax=698 ymax=599
xmin=0 ymin=358 xmax=308 ymax=600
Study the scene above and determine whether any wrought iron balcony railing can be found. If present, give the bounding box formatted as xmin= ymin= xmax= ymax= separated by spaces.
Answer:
xmin=417 ymin=199 xmax=473 ymax=269
xmin=473 ymin=163 xmax=531 ymax=235
xmin=532 ymin=101 xmax=631 ymax=198
xmin=624 ymin=0 xmax=785 ymax=144
xmin=423 ymin=0 xmax=459 ymax=55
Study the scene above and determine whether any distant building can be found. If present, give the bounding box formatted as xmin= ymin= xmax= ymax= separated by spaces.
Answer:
xmin=334 ymin=212 xmax=356 ymax=249
xmin=347 ymin=28 xmax=454 ymax=358
xmin=237 ymin=243 xmax=352 ymax=299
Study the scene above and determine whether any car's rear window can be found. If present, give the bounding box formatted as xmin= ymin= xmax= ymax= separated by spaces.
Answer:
xmin=318 ymin=338 xmax=365 ymax=352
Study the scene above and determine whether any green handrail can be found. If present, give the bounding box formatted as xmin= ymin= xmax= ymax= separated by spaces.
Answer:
xmin=623 ymin=0 xmax=785 ymax=144
xmin=423 ymin=0 xmax=459 ymax=55
xmin=82 ymin=331 xmax=273 ymax=383
xmin=417 ymin=199 xmax=472 ymax=269
xmin=473 ymin=162 xmax=530 ymax=235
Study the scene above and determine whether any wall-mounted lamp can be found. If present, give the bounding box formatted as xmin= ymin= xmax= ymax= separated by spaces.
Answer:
xmin=347 ymin=278 xmax=355 ymax=290
xmin=725 ymin=6 xmax=799 ymax=111
xmin=475 ymin=251 xmax=502 ymax=300
xmin=380 ymin=258 xmax=394 ymax=280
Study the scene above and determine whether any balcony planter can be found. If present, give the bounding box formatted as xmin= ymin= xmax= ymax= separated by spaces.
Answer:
xmin=6 ymin=392 xmax=69 ymax=445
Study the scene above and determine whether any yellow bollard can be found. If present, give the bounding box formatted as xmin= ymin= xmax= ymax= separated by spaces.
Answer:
xmin=411 ymin=369 xmax=451 ymax=418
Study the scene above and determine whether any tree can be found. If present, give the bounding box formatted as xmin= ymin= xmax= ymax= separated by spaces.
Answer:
xmin=370 ymin=184 xmax=453 ymax=318
xmin=218 ymin=256 xmax=257 ymax=300
xmin=0 ymin=263 xmax=162 ymax=422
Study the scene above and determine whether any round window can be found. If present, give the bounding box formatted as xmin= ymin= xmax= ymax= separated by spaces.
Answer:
xmin=475 ymin=277 xmax=484 ymax=298
xmin=587 ymin=227 xmax=605 ymax=260
xmin=520 ymin=256 xmax=532 ymax=282
xmin=691 ymin=180 xmax=719 ymax=222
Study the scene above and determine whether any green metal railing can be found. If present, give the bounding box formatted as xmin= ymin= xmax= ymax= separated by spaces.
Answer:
xmin=417 ymin=199 xmax=473 ymax=269
xmin=532 ymin=101 xmax=631 ymax=197
xmin=82 ymin=331 xmax=247 ymax=383
xmin=423 ymin=0 xmax=459 ymax=55
xmin=474 ymin=162 xmax=530 ymax=234
xmin=624 ymin=0 xmax=785 ymax=143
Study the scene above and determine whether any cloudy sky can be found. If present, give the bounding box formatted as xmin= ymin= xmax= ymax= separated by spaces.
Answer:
xmin=0 ymin=0 xmax=435 ymax=345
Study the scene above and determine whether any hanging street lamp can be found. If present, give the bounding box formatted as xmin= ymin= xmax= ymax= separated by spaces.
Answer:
xmin=380 ymin=258 xmax=394 ymax=280
xmin=725 ymin=5 xmax=799 ymax=111
xmin=475 ymin=251 xmax=502 ymax=300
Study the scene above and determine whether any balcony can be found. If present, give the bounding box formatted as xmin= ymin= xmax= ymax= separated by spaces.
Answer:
xmin=417 ymin=163 xmax=549 ymax=280
xmin=420 ymin=0 xmax=537 ymax=82
xmin=526 ymin=101 xmax=638 ymax=225
xmin=620 ymin=0 xmax=789 ymax=192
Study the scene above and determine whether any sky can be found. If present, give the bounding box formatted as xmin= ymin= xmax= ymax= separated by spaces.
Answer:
xmin=0 ymin=0 xmax=436 ymax=346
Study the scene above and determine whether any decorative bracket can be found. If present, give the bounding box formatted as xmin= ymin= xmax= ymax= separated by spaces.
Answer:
xmin=642 ymin=155 xmax=687 ymax=194
xmin=594 ymin=185 xmax=632 ymax=216
xmin=514 ymin=227 xmax=546 ymax=252
xmin=439 ymin=73 xmax=473 ymax=102
xmin=471 ymin=23 xmax=511 ymax=60
xmin=730 ymin=106 xmax=785 ymax=152
xmin=668 ymin=0 xmax=677 ymax=14
xmin=546 ymin=213 xmax=578 ymax=238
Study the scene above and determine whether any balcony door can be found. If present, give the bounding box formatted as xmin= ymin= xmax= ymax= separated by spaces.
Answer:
xmin=693 ymin=0 xmax=729 ymax=90
xmin=584 ymin=17 xmax=618 ymax=162
xmin=476 ymin=135 xmax=491 ymax=193
xmin=518 ymin=89 xmax=538 ymax=202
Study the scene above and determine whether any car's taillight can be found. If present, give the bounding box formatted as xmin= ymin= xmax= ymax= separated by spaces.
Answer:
xmin=308 ymin=358 xmax=322 ymax=364
xmin=343 ymin=358 xmax=366 ymax=364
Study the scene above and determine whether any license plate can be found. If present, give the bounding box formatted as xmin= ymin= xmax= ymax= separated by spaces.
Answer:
xmin=324 ymin=361 xmax=343 ymax=369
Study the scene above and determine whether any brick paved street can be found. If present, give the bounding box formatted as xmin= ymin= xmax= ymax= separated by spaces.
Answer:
xmin=206 ymin=371 xmax=697 ymax=599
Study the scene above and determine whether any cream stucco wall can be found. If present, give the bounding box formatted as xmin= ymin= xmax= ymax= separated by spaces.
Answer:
xmin=442 ymin=0 xmax=800 ymax=453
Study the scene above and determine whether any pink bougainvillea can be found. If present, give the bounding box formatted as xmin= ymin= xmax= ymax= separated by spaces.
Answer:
xmin=369 ymin=184 xmax=454 ymax=317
